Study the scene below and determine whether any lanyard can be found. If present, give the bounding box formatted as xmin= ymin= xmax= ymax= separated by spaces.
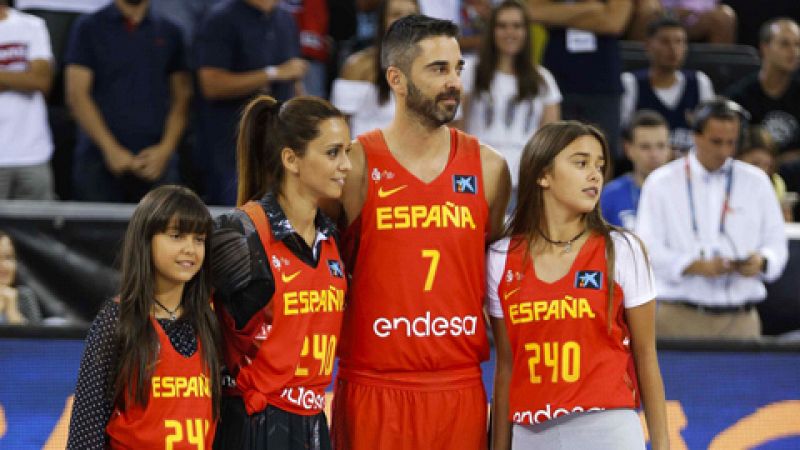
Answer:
xmin=684 ymin=156 xmax=734 ymax=237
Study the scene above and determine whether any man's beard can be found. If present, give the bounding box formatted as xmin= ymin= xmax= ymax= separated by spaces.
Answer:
xmin=405 ymin=78 xmax=460 ymax=129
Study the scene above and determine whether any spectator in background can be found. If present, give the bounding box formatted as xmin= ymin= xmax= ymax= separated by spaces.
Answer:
xmin=194 ymin=0 xmax=307 ymax=206
xmin=282 ymin=0 xmax=331 ymax=98
xmin=150 ymin=0 xmax=222 ymax=61
xmin=627 ymin=0 xmax=736 ymax=43
xmin=727 ymin=18 xmax=800 ymax=164
xmin=659 ymin=0 xmax=736 ymax=44
xmin=458 ymin=0 xmax=492 ymax=54
xmin=621 ymin=16 xmax=714 ymax=152
xmin=0 ymin=231 xmax=42 ymax=324
xmin=737 ymin=125 xmax=795 ymax=221
xmin=462 ymin=0 xmax=560 ymax=209
xmin=637 ymin=98 xmax=788 ymax=338
xmin=0 ymin=1 xmax=55 ymax=200
xmin=602 ymin=110 xmax=671 ymax=229
xmin=65 ymin=0 xmax=190 ymax=203
xmin=331 ymin=0 xmax=418 ymax=138
xmin=525 ymin=0 xmax=632 ymax=159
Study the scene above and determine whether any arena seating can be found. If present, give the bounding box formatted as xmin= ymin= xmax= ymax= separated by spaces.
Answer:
xmin=619 ymin=41 xmax=761 ymax=93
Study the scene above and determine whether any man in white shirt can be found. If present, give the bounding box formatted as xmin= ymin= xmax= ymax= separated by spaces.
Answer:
xmin=0 ymin=1 xmax=55 ymax=200
xmin=621 ymin=16 xmax=714 ymax=152
xmin=636 ymin=97 xmax=788 ymax=338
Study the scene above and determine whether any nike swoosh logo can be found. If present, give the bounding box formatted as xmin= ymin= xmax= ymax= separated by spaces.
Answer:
xmin=281 ymin=270 xmax=302 ymax=283
xmin=504 ymin=287 xmax=521 ymax=301
xmin=377 ymin=185 xmax=408 ymax=198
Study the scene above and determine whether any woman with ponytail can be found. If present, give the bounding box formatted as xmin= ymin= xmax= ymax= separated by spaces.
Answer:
xmin=211 ymin=95 xmax=351 ymax=449
xmin=486 ymin=121 xmax=668 ymax=450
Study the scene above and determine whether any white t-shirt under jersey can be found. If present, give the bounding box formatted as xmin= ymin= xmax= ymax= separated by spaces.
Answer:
xmin=0 ymin=8 xmax=53 ymax=166
xmin=485 ymin=231 xmax=656 ymax=318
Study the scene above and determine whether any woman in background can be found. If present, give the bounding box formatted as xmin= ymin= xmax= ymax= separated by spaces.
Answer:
xmin=462 ymin=0 xmax=561 ymax=210
xmin=0 ymin=231 xmax=42 ymax=324
xmin=330 ymin=0 xmax=419 ymax=137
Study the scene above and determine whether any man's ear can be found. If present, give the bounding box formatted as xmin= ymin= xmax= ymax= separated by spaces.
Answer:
xmin=387 ymin=66 xmax=407 ymax=96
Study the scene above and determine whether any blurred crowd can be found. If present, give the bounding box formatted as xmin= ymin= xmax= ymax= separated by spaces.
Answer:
xmin=1 ymin=0 xmax=798 ymax=210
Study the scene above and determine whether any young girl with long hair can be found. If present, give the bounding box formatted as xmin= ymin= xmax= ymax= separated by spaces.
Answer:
xmin=211 ymin=95 xmax=351 ymax=449
xmin=67 ymin=185 xmax=220 ymax=448
xmin=487 ymin=121 xmax=668 ymax=449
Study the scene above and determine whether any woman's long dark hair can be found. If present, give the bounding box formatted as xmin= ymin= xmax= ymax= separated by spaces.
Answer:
xmin=508 ymin=121 xmax=645 ymax=332
xmin=375 ymin=0 xmax=420 ymax=104
xmin=236 ymin=95 xmax=345 ymax=206
xmin=474 ymin=0 xmax=543 ymax=101
xmin=113 ymin=185 xmax=220 ymax=417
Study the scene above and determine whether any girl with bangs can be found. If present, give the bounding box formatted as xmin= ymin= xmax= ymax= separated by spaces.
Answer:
xmin=486 ymin=121 xmax=668 ymax=449
xmin=67 ymin=185 xmax=220 ymax=449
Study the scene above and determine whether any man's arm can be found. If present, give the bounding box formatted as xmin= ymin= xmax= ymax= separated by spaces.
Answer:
xmin=340 ymin=140 xmax=369 ymax=226
xmin=198 ymin=59 xmax=308 ymax=100
xmin=132 ymin=71 xmax=192 ymax=181
xmin=753 ymin=171 xmax=789 ymax=282
xmin=0 ymin=59 xmax=52 ymax=94
xmin=480 ymin=144 xmax=512 ymax=242
xmin=65 ymin=64 xmax=134 ymax=175
xmin=636 ymin=174 xmax=698 ymax=282
xmin=527 ymin=0 xmax=633 ymax=35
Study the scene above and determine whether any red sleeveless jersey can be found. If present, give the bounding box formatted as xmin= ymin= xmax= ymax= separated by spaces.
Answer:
xmin=215 ymin=202 xmax=346 ymax=415
xmin=338 ymin=128 xmax=490 ymax=377
xmin=106 ymin=318 xmax=215 ymax=449
xmin=497 ymin=234 xmax=640 ymax=425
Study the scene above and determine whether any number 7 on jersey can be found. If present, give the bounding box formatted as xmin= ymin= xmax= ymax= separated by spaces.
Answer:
xmin=421 ymin=249 xmax=440 ymax=292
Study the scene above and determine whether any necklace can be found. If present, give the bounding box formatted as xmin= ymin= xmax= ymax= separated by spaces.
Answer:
xmin=153 ymin=298 xmax=180 ymax=321
xmin=538 ymin=227 xmax=587 ymax=253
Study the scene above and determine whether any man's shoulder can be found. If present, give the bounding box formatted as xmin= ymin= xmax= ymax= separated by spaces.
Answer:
xmin=733 ymin=159 xmax=772 ymax=184
xmin=645 ymin=158 xmax=682 ymax=185
xmin=4 ymin=8 xmax=45 ymax=29
xmin=725 ymin=72 xmax=760 ymax=99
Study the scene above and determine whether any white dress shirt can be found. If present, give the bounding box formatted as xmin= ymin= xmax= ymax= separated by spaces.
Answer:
xmin=636 ymin=150 xmax=788 ymax=306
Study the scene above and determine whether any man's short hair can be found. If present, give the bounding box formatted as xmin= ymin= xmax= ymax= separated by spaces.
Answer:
xmin=646 ymin=15 xmax=685 ymax=39
xmin=623 ymin=110 xmax=668 ymax=141
xmin=380 ymin=14 xmax=460 ymax=72
xmin=759 ymin=17 xmax=798 ymax=44
xmin=691 ymin=96 xmax=750 ymax=133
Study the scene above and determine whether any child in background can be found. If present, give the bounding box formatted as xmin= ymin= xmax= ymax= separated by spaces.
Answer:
xmin=67 ymin=185 xmax=220 ymax=449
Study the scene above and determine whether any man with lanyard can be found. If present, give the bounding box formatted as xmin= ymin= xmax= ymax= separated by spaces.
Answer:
xmin=636 ymin=97 xmax=788 ymax=338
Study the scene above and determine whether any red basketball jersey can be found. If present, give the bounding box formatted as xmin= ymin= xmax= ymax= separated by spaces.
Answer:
xmin=215 ymin=202 xmax=346 ymax=415
xmin=338 ymin=128 xmax=490 ymax=376
xmin=106 ymin=318 xmax=215 ymax=449
xmin=497 ymin=234 xmax=640 ymax=425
